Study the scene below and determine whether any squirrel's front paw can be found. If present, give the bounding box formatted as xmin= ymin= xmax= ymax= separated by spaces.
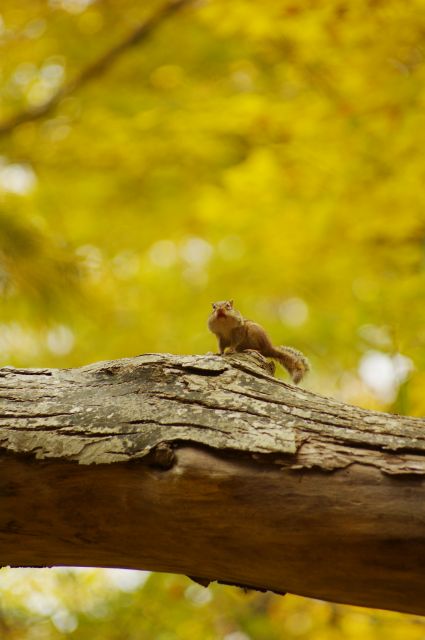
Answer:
xmin=223 ymin=347 xmax=236 ymax=354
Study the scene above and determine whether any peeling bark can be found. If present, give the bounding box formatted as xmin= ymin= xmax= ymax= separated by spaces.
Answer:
xmin=1 ymin=352 xmax=425 ymax=615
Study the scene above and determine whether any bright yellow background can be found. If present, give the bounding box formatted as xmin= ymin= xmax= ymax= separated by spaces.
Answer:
xmin=1 ymin=0 xmax=425 ymax=637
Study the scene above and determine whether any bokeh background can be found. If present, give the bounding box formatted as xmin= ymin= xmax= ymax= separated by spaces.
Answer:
xmin=1 ymin=0 xmax=425 ymax=637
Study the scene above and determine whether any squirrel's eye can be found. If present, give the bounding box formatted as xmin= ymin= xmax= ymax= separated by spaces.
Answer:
xmin=226 ymin=303 xmax=231 ymax=309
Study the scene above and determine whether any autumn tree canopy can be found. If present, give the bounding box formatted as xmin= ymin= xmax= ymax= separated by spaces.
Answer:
xmin=1 ymin=0 xmax=425 ymax=637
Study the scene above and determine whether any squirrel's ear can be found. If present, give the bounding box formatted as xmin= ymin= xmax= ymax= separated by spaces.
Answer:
xmin=229 ymin=299 xmax=234 ymax=307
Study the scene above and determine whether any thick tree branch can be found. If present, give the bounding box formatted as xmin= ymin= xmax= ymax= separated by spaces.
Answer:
xmin=0 ymin=0 xmax=191 ymax=138
xmin=1 ymin=353 xmax=425 ymax=615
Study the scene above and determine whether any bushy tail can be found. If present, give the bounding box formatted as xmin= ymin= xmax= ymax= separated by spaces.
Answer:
xmin=270 ymin=346 xmax=310 ymax=384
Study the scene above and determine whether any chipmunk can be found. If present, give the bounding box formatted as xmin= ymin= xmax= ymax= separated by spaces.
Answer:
xmin=208 ymin=300 xmax=309 ymax=384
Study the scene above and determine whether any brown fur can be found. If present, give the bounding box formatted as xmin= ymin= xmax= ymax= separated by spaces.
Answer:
xmin=208 ymin=301 xmax=309 ymax=384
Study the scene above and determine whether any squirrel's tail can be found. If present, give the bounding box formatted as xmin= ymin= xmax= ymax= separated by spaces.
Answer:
xmin=270 ymin=346 xmax=310 ymax=384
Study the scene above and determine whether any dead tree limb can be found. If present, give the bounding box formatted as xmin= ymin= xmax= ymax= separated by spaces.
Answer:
xmin=0 ymin=0 xmax=190 ymax=137
xmin=1 ymin=352 xmax=425 ymax=615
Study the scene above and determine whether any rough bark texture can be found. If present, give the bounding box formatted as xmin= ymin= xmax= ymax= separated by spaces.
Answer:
xmin=1 ymin=353 xmax=425 ymax=615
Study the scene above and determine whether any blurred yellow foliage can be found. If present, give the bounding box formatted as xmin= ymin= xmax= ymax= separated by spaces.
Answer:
xmin=1 ymin=0 xmax=425 ymax=636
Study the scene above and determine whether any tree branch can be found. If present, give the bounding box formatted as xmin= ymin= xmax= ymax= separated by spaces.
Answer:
xmin=0 ymin=0 xmax=191 ymax=138
xmin=1 ymin=352 xmax=425 ymax=615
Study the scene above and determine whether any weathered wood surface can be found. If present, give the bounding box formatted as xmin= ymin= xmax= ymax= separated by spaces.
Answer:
xmin=1 ymin=353 xmax=425 ymax=615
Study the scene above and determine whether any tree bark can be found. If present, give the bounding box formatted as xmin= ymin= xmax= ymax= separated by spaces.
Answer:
xmin=1 ymin=353 xmax=425 ymax=615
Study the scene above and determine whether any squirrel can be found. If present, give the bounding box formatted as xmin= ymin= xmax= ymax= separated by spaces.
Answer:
xmin=208 ymin=300 xmax=310 ymax=384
